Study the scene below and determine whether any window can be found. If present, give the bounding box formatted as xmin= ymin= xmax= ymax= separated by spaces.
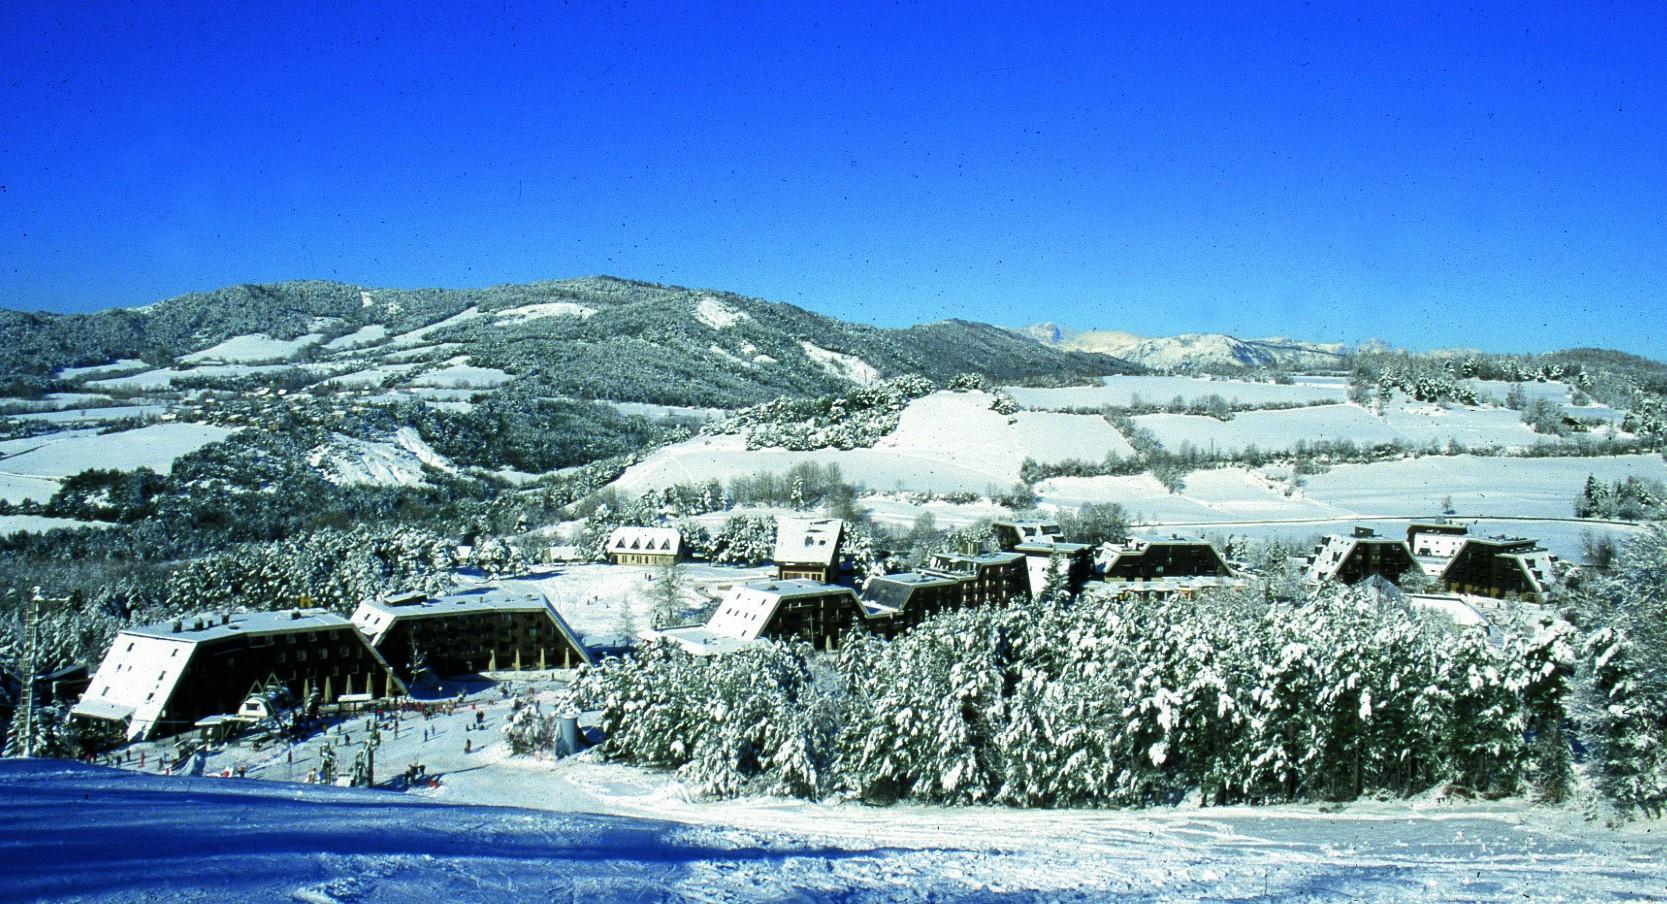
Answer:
xmin=170 ymin=649 xmax=178 ymax=657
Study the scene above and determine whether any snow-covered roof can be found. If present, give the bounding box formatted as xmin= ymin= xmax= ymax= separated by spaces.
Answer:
xmin=773 ymin=518 xmax=843 ymax=567
xmin=350 ymin=589 xmax=593 ymax=664
xmin=1407 ymin=593 xmax=1487 ymax=627
xmin=125 ymin=609 xmax=349 ymax=644
xmin=705 ymin=580 xmax=857 ymax=642
xmin=1303 ymin=532 xmax=1413 ymax=583
xmin=641 ymin=625 xmax=759 ymax=656
xmin=606 ymin=526 xmax=682 ymax=556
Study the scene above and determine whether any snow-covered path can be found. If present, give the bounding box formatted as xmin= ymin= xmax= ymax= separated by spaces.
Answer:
xmin=5 ymin=756 xmax=1665 ymax=902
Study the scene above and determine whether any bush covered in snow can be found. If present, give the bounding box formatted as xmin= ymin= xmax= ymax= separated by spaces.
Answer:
xmin=571 ymin=585 xmax=1578 ymax=807
xmin=707 ymin=376 xmax=935 ymax=450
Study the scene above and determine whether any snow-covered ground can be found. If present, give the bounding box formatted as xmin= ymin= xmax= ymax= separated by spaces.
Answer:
xmin=497 ymin=562 xmax=776 ymax=647
xmin=86 ymin=364 xmax=299 ymax=391
xmin=615 ymin=391 xmax=1137 ymax=495
xmin=323 ymin=324 xmax=388 ymax=349
xmin=0 ymin=423 xmax=235 ymax=502
xmin=0 ymin=514 xmax=116 ymax=535
xmin=607 ymin=401 xmax=728 ymax=422
xmin=56 ymin=359 xmax=148 ymax=380
xmin=494 ymin=301 xmax=596 ymax=321
xmin=1298 ymin=453 xmax=1667 ymax=520
xmin=1133 ymin=401 xmax=1607 ymax=455
xmin=1006 ymin=375 xmax=1348 ymax=408
xmin=406 ymin=361 xmax=512 ymax=388
xmin=800 ymin=341 xmax=880 ymax=384
xmin=14 ymin=682 xmax=1663 ymax=903
xmin=387 ymin=308 xmax=483 ymax=347
xmin=308 ymin=427 xmax=456 ymax=487
xmin=180 ymin=332 xmax=324 ymax=364
xmin=7 ymin=404 xmax=169 ymax=424
xmin=696 ymin=295 xmax=748 ymax=329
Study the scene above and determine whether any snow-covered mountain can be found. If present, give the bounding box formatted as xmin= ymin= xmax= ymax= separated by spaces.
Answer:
xmin=1022 ymin=323 xmax=1358 ymax=371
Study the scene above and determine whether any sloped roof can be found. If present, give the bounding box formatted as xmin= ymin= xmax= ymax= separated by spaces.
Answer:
xmin=705 ymin=580 xmax=857 ymax=641
xmin=606 ymin=526 xmax=681 ymax=556
xmin=774 ymin=517 xmax=843 ymax=567
xmin=351 ymin=589 xmax=594 ymax=665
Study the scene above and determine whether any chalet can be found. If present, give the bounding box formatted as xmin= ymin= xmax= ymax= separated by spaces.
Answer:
xmin=1099 ymin=535 xmax=1233 ymax=581
xmin=72 ymin=609 xmax=405 ymax=741
xmin=650 ymin=580 xmax=866 ymax=654
xmin=774 ymin=517 xmax=844 ymax=582
xmin=351 ymin=589 xmax=593 ymax=679
xmin=1304 ymin=527 xmax=1418 ymax=586
xmin=605 ymin=526 xmax=682 ymax=566
xmin=926 ymin=550 xmax=1030 ymax=605
xmin=1439 ymin=536 xmax=1560 ymax=602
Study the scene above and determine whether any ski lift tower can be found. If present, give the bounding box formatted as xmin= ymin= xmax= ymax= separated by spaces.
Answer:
xmin=10 ymin=588 xmax=68 ymax=758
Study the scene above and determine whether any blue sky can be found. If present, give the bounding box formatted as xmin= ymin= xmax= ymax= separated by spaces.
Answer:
xmin=2 ymin=2 xmax=1663 ymax=356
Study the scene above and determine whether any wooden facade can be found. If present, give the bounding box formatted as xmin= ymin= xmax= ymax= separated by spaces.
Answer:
xmin=352 ymin=591 xmax=593 ymax=679
xmin=1100 ymin=536 xmax=1233 ymax=581
xmin=1439 ymin=538 xmax=1557 ymax=602
xmin=75 ymin=610 xmax=405 ymax=741
xmin=1305 ymin=529 xmax=1419 ymax=585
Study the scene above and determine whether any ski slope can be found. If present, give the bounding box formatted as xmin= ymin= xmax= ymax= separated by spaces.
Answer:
xmin=6 ymin=748 xmax=1662 ymax=902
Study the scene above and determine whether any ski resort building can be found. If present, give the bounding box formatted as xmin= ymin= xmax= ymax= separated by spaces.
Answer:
xmin=604 ymin=526 xmax=682 ymax=566
xmin=773 ymin=517 xmax=844 ymax=582
xmin=1438 ymin=537 xmax=1560 ymax=602
xmin=1098 ymin=535 xmax=1234 ymax=581
xmin=924 ymin=550 xmax=1029 ymax=603
xmin=650 ymin=580 xmax=866 ymax=654
xmin=350 ymin=589 xmax=593 ymax=679
xmin=72 ymin=609 xmax=405 ymax=741
xmin=992 ymin=519 xmax=1094 ymax=598
xmin=650 ymin=548 xmax=1036 ymax=655
xmin=1406 ymin=521 xmax=1470 ymax=558
xmin=1304 ymin=528 xmax=1419 ymax=586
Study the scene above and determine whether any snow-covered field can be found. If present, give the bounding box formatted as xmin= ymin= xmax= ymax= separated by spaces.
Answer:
xmin=9 ymin=404 xmax=170 ymax=424
xmin=1298 ymin=454 xmax=1667 ymax=519
xmin=1132 ymin=401 xmax=1608 ymax=455
xmin=0 ymin=423 xmax=235 ymax=502
xmin=1006 ymin=375 xmax=1348 ymax=408
xmin=10 ymin=687 xmax=1663 ymax=903
xmin=180 ymin=332 xmax=323 ymax=364
xmin=615 ymin=391 xmax=1136 ymax=495
xmin=405 ymin=361 xmax=512 ymax=388
xmin=0 ymin=514 xmax=115 ymax=535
